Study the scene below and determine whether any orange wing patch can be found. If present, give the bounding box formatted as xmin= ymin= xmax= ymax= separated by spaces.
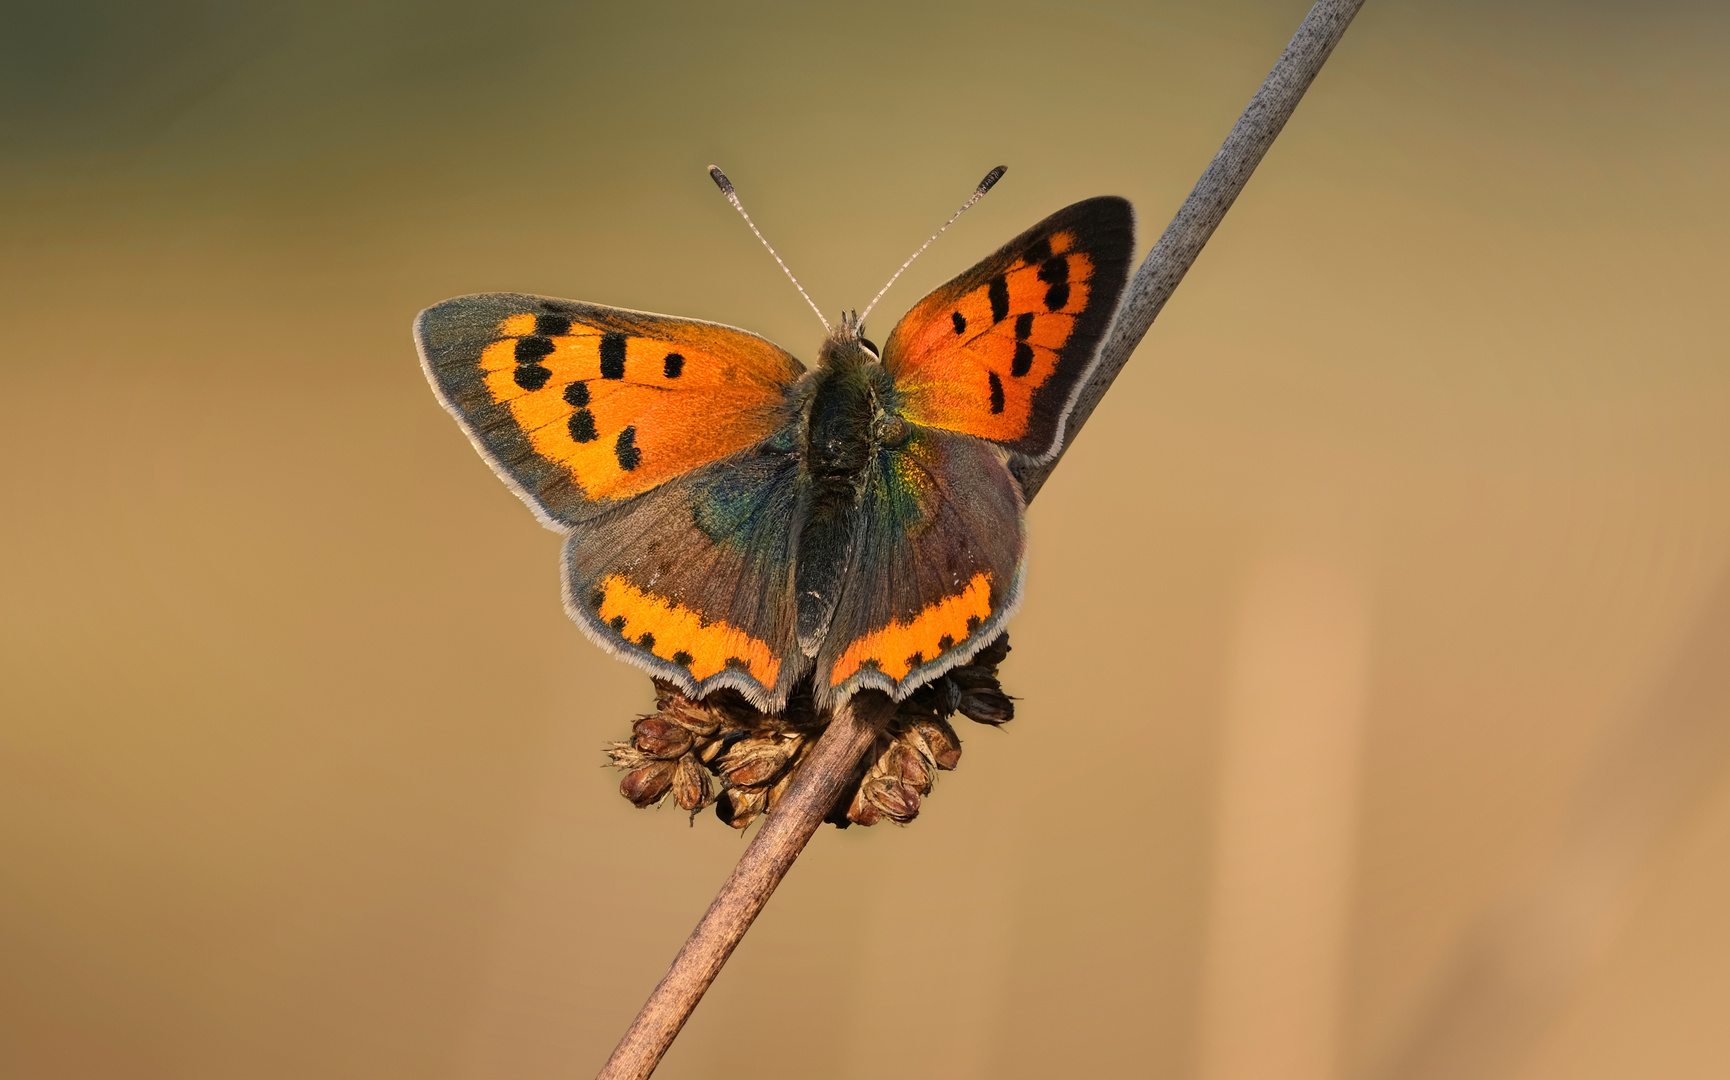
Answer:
xmin=595 ymin=575 xmax=781 ymax=687
xmin=828 ymin=573 xmax=994 ymax=686
xmin=890 ymin=230 xmax=1094 ymax=445
xmin=477 ymin=314 xmax=796 ymax=501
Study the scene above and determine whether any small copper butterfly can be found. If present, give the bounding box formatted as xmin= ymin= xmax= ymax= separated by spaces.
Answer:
xmin=415 ymin=169 xmax=1134 ymax=711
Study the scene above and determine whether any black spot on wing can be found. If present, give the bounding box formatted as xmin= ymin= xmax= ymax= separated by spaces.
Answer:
xmin=672 ymin=650 xmax=694 ymax=667
xmin=637 ymin=632 xmax=656 ymax=650
xmin=615 ymin=425 xmax=641 ymax=470
xmin=1041 ymin=257 xmax=1072 ymax=311
xmin=988 ymin=371 xmax=1005 ymax=414
xmin=563 ymin=382 xmax=590 ymax=407
xmin=938 ymin=634 xmax=955 ymax=651
xmin=1012 ymin=342 xmax=1034 ymax=378
xmin=988 ymin=275 xmax=1010 ymax=323
xmin=589 ymin=590 xmax=605 ymax=610
xmin=600 ymin=333 xmax=628 ymax=379
xmin=568 ymin=409 xmax=597 ymax=443
xmin=515 ymin=364 xmax=551 ymax=391
xmin=515 ymin=336 xmax=555 ymax=363
xmin=1015 ymin=312 xmax=1034 ymax=340
xmin=966 ymin=615 xmax=981 ymax=633
xmin=724 ymin=656 xmax=749 ymax=671
xmin=952 ymin=311 xmax=966 ymax=335
xmin=535 ymin=314 xmax=572 ymax=336
xmin=906 ymin=651 xmax=925 ymax=669
xmin=663 ymin=352 xmax=684 ymax=378
xmin=1023 ymin=237 xmax=1052 ymax=265
xmin=610 ymin=615 xmax=627 ymax=632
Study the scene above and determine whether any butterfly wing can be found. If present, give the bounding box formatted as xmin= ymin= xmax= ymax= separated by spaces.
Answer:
xmin=815 ymin=426 xmax=1026 ymax=706
xmin=416 ymin=293 xmax=805 ymax=527
xmin=562 ymin=439 xmax=806 ymax=710
xmin=881 ymin=197 xmax=1134 ymax=462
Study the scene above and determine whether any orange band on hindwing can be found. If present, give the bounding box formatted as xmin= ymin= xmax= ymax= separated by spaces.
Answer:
xmin=595 ymin=575 xmax=781 ymax=687
xmin=828 ymin=573 xmax=994 ymax=686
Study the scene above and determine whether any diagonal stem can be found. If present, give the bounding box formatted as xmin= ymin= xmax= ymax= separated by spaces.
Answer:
xmin=597 ymin=2 xmax=1367 ymax=1076
xmin=595 ymin=692 xmax=894 ymax=1080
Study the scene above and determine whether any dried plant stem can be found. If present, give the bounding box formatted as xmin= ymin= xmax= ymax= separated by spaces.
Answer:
xmin=596 ymin=692 xmax=894 ymax=1080
xmin=597 ymin=2 xmax=1365 ymax=1076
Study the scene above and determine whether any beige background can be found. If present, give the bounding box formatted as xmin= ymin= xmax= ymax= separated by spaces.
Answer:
xmin=4 ymin=1 xmax=1729 ymax=1077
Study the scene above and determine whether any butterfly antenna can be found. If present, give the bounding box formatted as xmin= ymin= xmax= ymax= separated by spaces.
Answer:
xmin=858 ymin=166 xmax=1007 ymax=323
xmin=708 ymin=165 xmax=830 ymax=333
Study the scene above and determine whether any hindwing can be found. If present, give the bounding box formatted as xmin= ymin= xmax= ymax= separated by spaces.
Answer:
xmin=815 ymin=426 xmax=1026 ymax=706
xmin=562 ymin=440 xmax=805 ymax=710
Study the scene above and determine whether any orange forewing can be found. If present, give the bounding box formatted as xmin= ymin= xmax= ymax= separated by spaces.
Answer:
xmin=882 ymin=197 xmax=1134 ymax=461
xmin=417 ymin=294 xmax=804 ymax=526
xmin=478 ymin=318 xmax=794 ymax=500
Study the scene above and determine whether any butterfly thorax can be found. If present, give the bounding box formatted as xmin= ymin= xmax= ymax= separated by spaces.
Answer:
xmin=802 ymin=334 xmax=899 ymax=484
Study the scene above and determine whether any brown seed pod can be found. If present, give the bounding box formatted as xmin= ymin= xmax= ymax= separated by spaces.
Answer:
xmin=715 ymin=784 xmax=769 ymax=828
xmin=671 ymin=753 xmax=710 ymax=812
xmin=957 ymin=687 xmax=1013 ymax=726
xmin=714 ymin=732 xmax=795 ymax=787
xmin=621 ymin=760 xmax=677 ymax=807
xmin=845 ymin=786 xmax=885 ymax=827
xmin=633 ymin=715 xmax=695 ymax=759
xmin=908 ymin=716 xmax=962 ymax=771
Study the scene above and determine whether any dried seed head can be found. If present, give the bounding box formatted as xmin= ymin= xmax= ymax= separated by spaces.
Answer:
xmin=974 ymin=637 xmax=1011 ymax=667
xmin=607 ymin=741 xmax=656 ymax=772
xmin=652 ymin=679 xmax=724 ymax=736
xmin=846 ymin=785 xmax=885 ymax=827
xmin=717 ymin=732 xmax=801 ymax=788
xmin=633 ymin=715 xmax=695 ymax=759
xmin=958 ymin=687 xmax=1014 ymax=726
xmin=716 ymin=784 xmax=769 ymax=828
xmin=672 ymin=753 xmax=711 ymax=812
xmin=891 ymin=741 xmax=933 ymax=792
xmin=909 ymin=716 xmax=962 ymax=771
xmin=621 ymin=760 xmax=677 ymax=807
xmin=610 ymin=635 xmax=1015 ymax=828
xmin=855 ymin=767 xmax=922 ymax=825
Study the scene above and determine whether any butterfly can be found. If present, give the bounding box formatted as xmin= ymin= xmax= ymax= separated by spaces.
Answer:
xmin=415 ymin=176 xmax=1134 ymax=712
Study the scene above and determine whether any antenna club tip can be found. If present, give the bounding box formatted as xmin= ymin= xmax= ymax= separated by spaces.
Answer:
xmin=707 ymin=165 xmax=735 ymax=196
xmin=977 ymin=165 xmax=1007 ymax=194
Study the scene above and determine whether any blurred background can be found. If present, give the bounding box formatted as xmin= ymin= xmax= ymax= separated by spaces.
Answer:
xmin=3 ymin=1 xmax=1728 ymax=1077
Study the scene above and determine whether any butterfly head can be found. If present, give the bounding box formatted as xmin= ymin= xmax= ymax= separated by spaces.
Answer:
xmin=819 ymin=309 xmax=880 ymax=370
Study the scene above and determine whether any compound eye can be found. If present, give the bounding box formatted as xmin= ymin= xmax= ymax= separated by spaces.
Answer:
xmin=858 ymin=336 xmax=879 ymax=357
